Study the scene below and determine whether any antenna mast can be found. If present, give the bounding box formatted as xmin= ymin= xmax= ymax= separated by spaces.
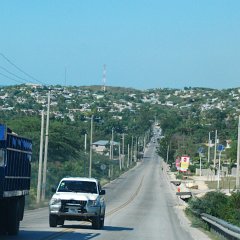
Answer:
xmin=102 ymin=64 xmax=106 ymax=92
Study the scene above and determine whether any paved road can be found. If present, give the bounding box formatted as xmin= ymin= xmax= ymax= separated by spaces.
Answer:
xmin=1 ymin=142 xmax=210 ymax=240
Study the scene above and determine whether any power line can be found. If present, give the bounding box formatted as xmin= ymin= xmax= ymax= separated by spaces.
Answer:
xmin=0 ymin=71 xmax=25 ymax=84
xmin=0 ymin=65 xmax=30 ymax=83
xmin=0 ymin=53 xmax=46 ymax=85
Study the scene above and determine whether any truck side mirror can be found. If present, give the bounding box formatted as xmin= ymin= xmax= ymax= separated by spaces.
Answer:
xmin=100 ymin=189 xmax=106 ymax=195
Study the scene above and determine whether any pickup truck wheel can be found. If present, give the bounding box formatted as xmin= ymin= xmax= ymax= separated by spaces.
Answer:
xmin=0 ymin=202 xmax=7 ymax=234
xmin=49 ymin=214 xmax=58 ymax=227
xmin=57 ymin=218 xmax=64 ymax=226
xmin=92 ymin=216 xmax=101 ymax=229
xmin=7 ymin=199 xmax=20 ymax=235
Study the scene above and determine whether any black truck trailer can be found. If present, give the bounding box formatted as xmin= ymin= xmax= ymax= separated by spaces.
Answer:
xmin=0 ymin=124 xmax=32 ymax=235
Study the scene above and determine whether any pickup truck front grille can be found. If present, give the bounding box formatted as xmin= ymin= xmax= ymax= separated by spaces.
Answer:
xmin=60 ymin=199 xmax=87 ymax=213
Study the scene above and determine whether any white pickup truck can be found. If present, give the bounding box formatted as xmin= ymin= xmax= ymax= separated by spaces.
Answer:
xmin=49 ymin=177 xmax=106 ymax=229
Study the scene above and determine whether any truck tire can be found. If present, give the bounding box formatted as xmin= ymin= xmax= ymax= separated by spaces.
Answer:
xmin=7 ymin=199 xmax=20 ymax=235
xmin=92 ymin=215 xmax=101 ymax=229
xmin=18 ymin=196 xmax=25 ymax=221
xmin=49 ymin=214 xmax=58 ymax=227
xmin=0 ymin=202 xmax=7 ymax=234
xmin=57 ymin=217 xmax=64 ymax=226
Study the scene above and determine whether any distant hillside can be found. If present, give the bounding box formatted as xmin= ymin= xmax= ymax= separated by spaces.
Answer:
xmin=79 ymin=85 xmax=141 ymax=94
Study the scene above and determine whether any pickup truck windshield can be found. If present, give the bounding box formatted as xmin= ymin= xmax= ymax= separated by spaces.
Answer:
xmin=57 ymin=180 xmax=98 ymax=194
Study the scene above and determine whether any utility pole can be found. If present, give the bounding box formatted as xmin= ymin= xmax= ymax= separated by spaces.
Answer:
xmin=208 ymin=132 xmax=211 ymax=163
xmin=199 ymin=154 xmax=202 ymax=176
xmin=111 ymin=128 xmax=114 ymax=160
xmin=135 ymin=136 xmax=138 ymax=161
xmin=166 ymin=145 xmax=169 ymax=164
xmin=84 ymin=133 xmax=87 ymax=177
xmin=214 ymin=130 xmax=218 ymax=168
xmin=236 ymin=116 xmax=240 ymax=189
xmin=217 ymin=144 xmax=225 ymax=190
xmin=108 ymin=143 xmax=111 ymax=179
xmin=42 ymin=91 xmax=50 ymax=201
xmin=127 ymin=144 xmax=130 ymax=168
xmin=217 ymin=149 xmax=222 ymax=190
xmin=122 ymin=133 xmax=125 ymax=168
xmin=131 ymin=136 xmax=133 ymax=165
xmin=89 ymin=115 xmax=93 ymax=178
xmin=36 ymin=110 xmax=44 ymax=204
xmin=119 ymin=143 xmax=121 ymax=171
xmin=143 ymin=136 xmax=146 ymax=153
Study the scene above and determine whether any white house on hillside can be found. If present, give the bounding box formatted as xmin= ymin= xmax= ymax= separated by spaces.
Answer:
xmin=92 ymin=140 xmax=119 ymax=155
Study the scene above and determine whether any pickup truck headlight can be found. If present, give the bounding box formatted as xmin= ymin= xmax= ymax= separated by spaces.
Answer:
xmin=49 ymin=198 xmax=61 ymax=206
xmin=88 ymin=199 xmax=99 ymax=207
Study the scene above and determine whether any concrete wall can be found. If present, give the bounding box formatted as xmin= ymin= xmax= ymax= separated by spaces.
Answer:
xmin=195 ymin=168 xmax=215 ymax=176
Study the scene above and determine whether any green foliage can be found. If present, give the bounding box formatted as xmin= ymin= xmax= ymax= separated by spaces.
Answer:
xmin=188 ymin=164 xmax=197 ymax=173
xmin=176 ymin=172 xmax=184 ymax=180
xmin=188 ymin=191 xmax=240 ymax=227
xmin=185 ymin=208 xmax=210 ymax=230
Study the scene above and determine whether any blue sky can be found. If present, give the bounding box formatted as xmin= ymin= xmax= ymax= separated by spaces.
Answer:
xmin=0 ymin=0 xmax=240 ymax=90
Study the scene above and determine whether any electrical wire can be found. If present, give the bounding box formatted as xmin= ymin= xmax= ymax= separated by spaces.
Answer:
xmin=0 ymin=71 xmax=25 ymax=84
xmin=0 ymin=53 xmax=46 ymax=85
xmin=0 ymin=65 xmax=30 ymax=83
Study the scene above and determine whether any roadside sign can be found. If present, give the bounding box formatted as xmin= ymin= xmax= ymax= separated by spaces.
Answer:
xmin=180 ymin=156 xmax=190 ymax=172
xmin=198 ymin=147 xmax=204 ymax=153
xmin=100 ymin=164 xmax=106 ymax=170
xmin=217 ymin=144 xmax=225 ymax=152
xmin=175 ymin=157 xmax=181 ymax=171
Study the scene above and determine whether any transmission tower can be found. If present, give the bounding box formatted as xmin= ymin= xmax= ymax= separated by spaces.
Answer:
xmin=102 ymin=64 xmax=106 ymax=92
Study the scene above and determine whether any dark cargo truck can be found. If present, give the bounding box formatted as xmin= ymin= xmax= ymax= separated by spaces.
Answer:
xmin=0 ymin=124 xmax=32 ymax=235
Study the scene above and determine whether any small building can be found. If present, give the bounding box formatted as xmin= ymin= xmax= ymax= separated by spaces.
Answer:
xmin=92 ymin=140 xmax=119 ymax=155
xmin=92 ymin=140 xmax=109 ymax=154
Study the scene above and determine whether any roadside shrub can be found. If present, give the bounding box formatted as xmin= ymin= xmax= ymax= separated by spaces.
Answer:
xmin=188 ymin=191 xmax=229 ymax=218
xmin=227 ymin=191 xmax=240 ymax=226
xmin=170 ymin=165 xmax=177 ymax=172
xmin=176 ymin=172 xmax=184 ymax=179
xmin=185 ymin=208 xmax=210 ymax=230
xmin=229 ymin=191 xmax=240 ymax=210
xmin=188 ymin=191 xmax=240 ymax=226
xmin=188 ymin=164 xmax=197 ymax=173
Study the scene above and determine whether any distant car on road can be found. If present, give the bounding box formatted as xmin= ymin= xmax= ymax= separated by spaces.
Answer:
xmin=49 ymin=177 xmax=106 ymax=229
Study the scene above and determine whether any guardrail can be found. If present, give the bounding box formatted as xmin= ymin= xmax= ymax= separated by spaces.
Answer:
xmin=201 ymin=213 xmax=240 ymax=240
xmin=170 ymin=180 xmax=181 ymax=186
xmin=169 ymin=178 xmax=240 ymax=239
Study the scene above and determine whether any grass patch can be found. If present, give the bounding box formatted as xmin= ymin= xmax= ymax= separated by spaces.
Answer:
xmin=205 ymin=176 xmax=236 ymax=190
xmin=185 ymin=208 xmax=221 ymax=240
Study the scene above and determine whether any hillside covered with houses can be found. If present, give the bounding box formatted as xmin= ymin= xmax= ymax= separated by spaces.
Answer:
xmin=1 ymin=84 xmax=240 ymax=119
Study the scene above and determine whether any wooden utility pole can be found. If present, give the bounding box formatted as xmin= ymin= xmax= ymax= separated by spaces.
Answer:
xmin=119 ymin=143 xmax=121 ymax=171
xmin=111 ymin=128 xmax=114 ymax=160
xmin=131 ymin=136 xmax=133 ymax=165
xmin=127 ymin=144 xmax=130 ymax=168
xmin=42 ymin=91 xmax=50 ymax=201
xmin=208 ymin=132 xmax=211 ymax=163
xmin=166 ymin=145 xmax=169 ymax=164
xmin=36 ymin=110 xmax=44 ymax=204
xmin=236 ymin=116 xmax=240 ymax=189
xmin=89 ymin=115 xmax=93 ymax=178
xmin=214 ymin=130 xmax=218 ymax=168
xmin=84 ymin=133 xmax=87 ymax=177
xmin=122 ymin=133 xmax=125 ymax=168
